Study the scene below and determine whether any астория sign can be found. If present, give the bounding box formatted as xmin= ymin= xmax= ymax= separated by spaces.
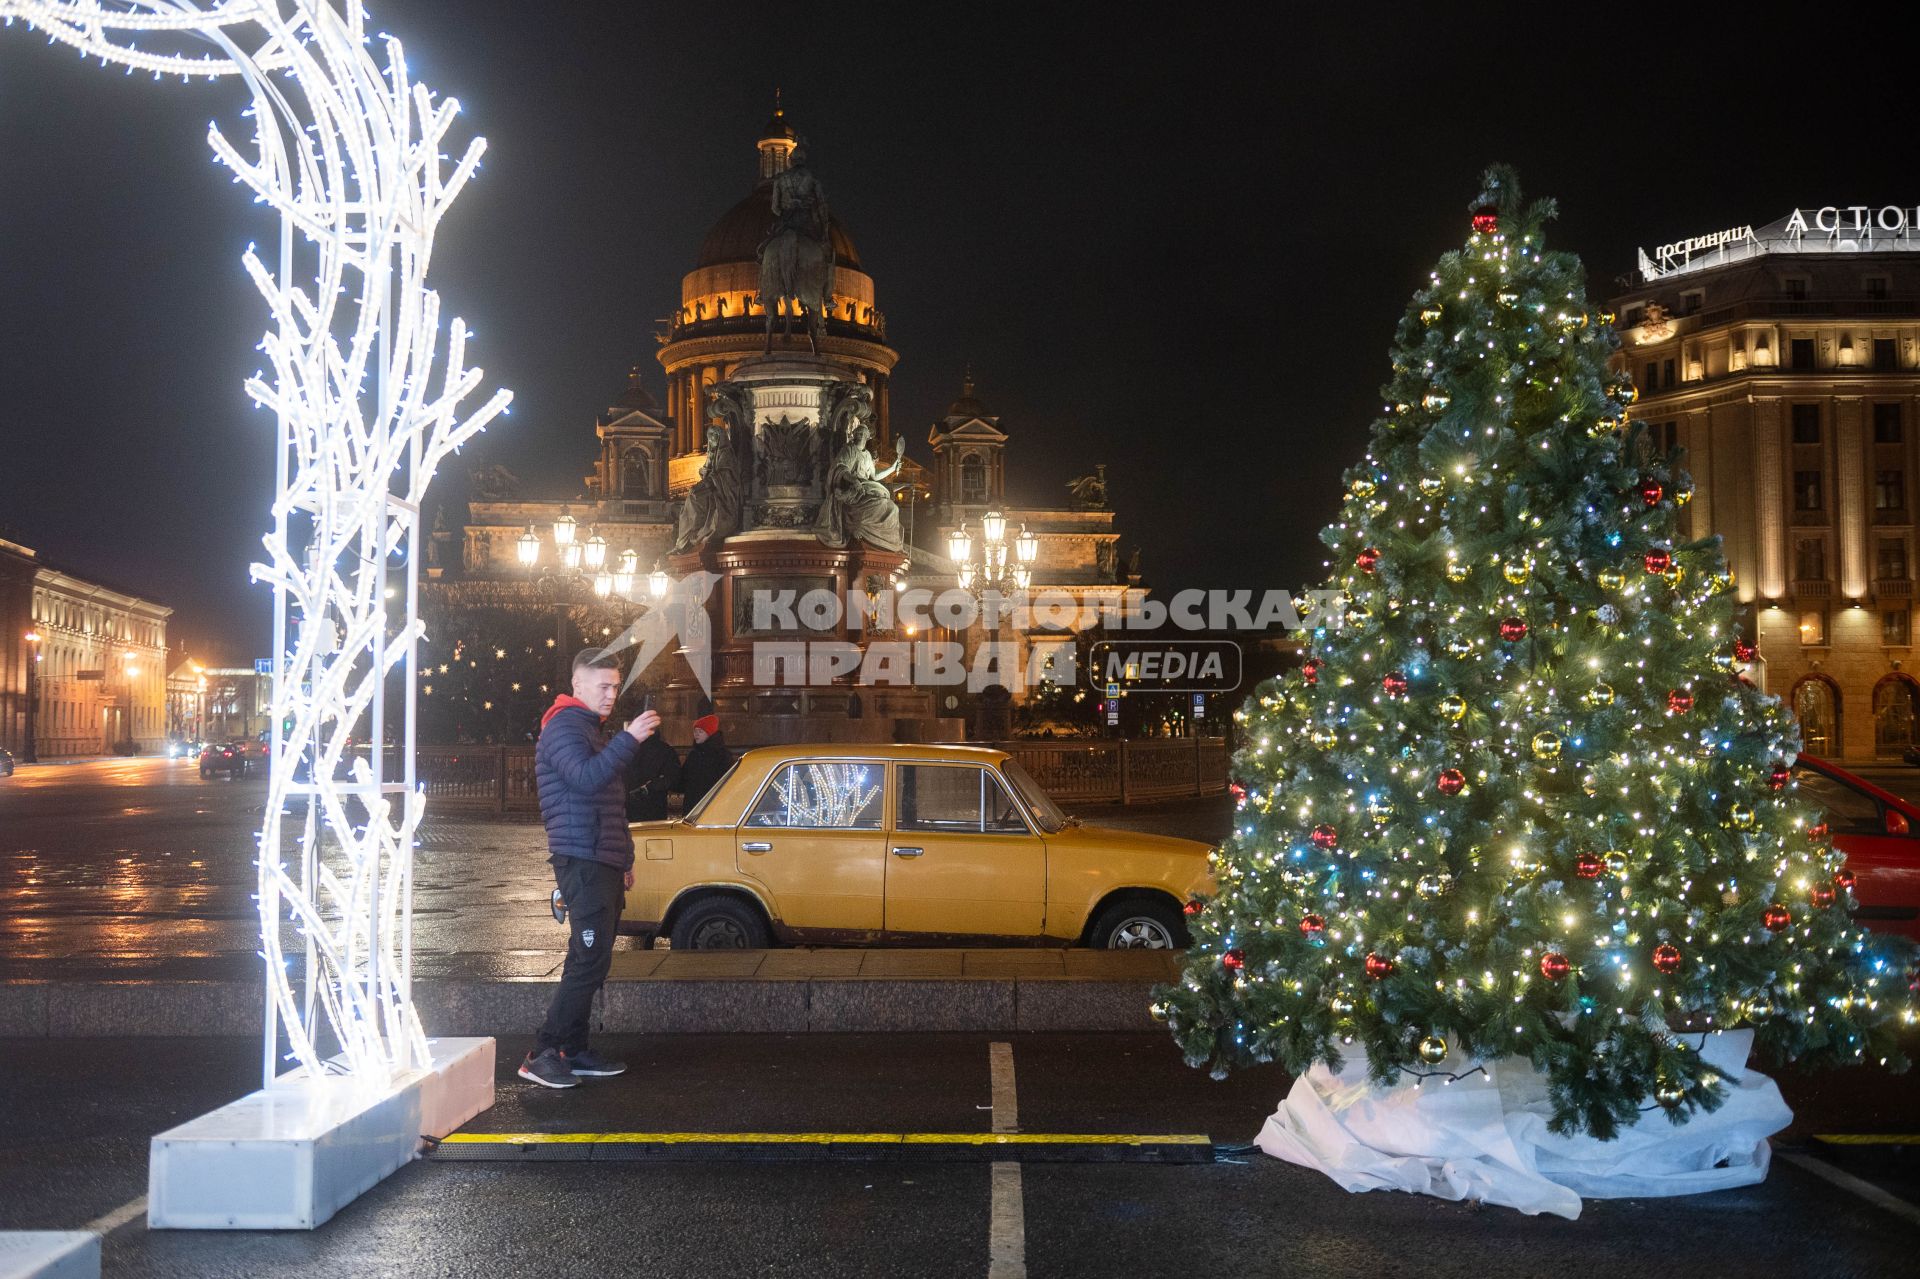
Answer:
xmin=1638 ymin=205 xmax=1920 ymax=281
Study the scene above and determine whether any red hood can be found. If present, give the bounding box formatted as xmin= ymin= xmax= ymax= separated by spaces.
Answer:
xmin=541 ymin=694 xmax=598 ymax=729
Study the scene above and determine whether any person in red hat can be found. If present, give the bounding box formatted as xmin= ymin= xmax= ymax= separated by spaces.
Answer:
xmin=678 ymin=703 xmax=732 ymax=812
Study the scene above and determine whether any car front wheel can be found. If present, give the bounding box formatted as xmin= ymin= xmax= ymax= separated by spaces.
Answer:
xmin=669 ymin=896 xmax=771 ymax=950
xmin=1090 ymin=899 xmax=1187 ymax=950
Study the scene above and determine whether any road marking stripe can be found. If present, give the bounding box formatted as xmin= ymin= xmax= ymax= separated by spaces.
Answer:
xmin=83 ymin=1194 xmax=146 ymax=1237
xmin=1778 ymin=1151 xmax=1920 ymax=1228
xmin=1814 ymin=1134 xmax=1920 ymax=1145
xmin=437 ymin=1131 xmax=1209 ymax=1146
xmin=990 ymin=1041 xmax=1019 ymax=1135
xmin=989 ymin=1162 xmax=1026 ymax=1279
xmin=988 ymin=1042 xmax=1026 ymax=1279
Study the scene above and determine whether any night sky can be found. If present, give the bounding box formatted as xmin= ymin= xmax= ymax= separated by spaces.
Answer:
xmin=0 ymin=4 xmax=1909 ymax=663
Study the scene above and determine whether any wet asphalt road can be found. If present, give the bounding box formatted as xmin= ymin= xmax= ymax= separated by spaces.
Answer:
xmin=1 ymin=1032 xmax=1918 ymax=1278
xmin=0 ymin=757 xmax=1236 ymax=980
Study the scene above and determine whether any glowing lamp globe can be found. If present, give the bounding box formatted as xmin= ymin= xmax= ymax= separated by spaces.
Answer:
xmin=516 ymin=527 xmax=540 ymax=568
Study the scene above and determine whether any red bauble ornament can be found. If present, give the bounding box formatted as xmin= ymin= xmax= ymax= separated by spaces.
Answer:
xmin=1811 ymin=884 xmax=1837 ymax=909
xmin=1183 ymin=898 xmax=1207 ymax=918
xmin=1299 ymin=914 xmax=1326 ymax=937
xmin=1639 ymin=479 xmax=1665 ymax=507
xmin=1365 ymin=952 xmax=1396 ymax=980
xmin=1667 ymin=689 xmax=1694 ymax=714
xmin=1498 ymin=616 xmax=1529 ymax=642
xmin=1382 ymin=671 xmax=1409 ymax=696
xmin=1835 ymin=869 xmax=1857 ymax=892
xmin=1356 ymin=547 xmax=1381 ymax=573
xmin=1435 ymin=768 xmax=1467 ymax=796
xmin=1222 ymin=949 xmax=1246 ymax=972
xmin=1644 ymin=550 xmax=1672 ymax=574
xmin=1768 ymin=765 xmax=1790 ymax=791
xmin=1763 ymin=904 xmax=1792 ymax=933
xmin=1302 ymin=658 xmax=1321 ymax=686
xmin=1310 ymin=823 xmax=1339 ymax=850
xmin=1575 ymin=853 xmax=1605 ymax=879
xmin=1808 ymin=822 xmax=1830 ymax=843
xmin=1471 ymin=206 xmax=1499 ymax=234
xmin=1539 ymin=952 xmax=1571 ymax=981
xmin=1733 ymin=639 xmax=1757 ymax=664
xmin=1651 ymin=943 xmax=1683 ymax=975
xmin=1229 ymin=781 xmax=1248 ymax=806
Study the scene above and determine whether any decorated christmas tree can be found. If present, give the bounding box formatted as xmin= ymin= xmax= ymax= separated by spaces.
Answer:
xmin=1160 ymin=167 xmax=1916 ymax=1140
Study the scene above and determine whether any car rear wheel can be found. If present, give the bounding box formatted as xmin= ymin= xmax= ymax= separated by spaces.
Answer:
xmin=1090 ymin=899 xmax=1186 ymax=950
xmin=669 ymin=896 xmax=771 ymax=950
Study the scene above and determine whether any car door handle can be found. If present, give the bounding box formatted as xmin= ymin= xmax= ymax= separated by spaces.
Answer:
xmin=742 ymin=841 xmax=772 ymax=854
xmin=892 ymin=846 xmax=925 ymax=858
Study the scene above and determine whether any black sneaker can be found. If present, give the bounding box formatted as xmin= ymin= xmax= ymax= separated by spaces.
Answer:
xmin=517 ymin=1048 xmax=578 ymax=1089
xmin=564 ymin=1047 xmax=627 ymax=1077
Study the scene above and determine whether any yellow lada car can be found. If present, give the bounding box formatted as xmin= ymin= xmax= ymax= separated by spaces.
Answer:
xmin=623 ymin=743 xmax=1213 ymax=949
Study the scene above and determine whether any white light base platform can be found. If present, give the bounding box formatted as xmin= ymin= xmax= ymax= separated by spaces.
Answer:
xmin=0 ymin=1233 xmax=98 ymax=1279
xmin=149 ymin=1037 xmax=494 ymax=1230
xmin=1256 ymin=1029 xmax=1790 ymax=1219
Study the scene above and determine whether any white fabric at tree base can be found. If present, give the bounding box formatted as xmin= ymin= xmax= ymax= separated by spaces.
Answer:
xmin=1255 ymin=1029 xmax=1790 ymax=1219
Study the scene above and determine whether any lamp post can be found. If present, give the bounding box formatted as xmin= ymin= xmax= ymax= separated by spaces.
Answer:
xmin=516 ymin=513 xmax=669 ymax=682
xmin=22 ymin=629 xmax=40 ymax=764
xmin=948 ymin=509 xmax=1039 ymax=728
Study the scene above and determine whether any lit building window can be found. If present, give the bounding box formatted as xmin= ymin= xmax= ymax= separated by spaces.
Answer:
xmin=1799 ymin=609 xmax=1828 ymax=646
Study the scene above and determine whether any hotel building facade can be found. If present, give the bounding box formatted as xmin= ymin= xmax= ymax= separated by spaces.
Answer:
xmin=1611 ymin=207 xmax=1920 ymax=761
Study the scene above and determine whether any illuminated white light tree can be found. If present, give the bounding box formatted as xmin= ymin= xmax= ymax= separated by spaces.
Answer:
xmin=1 ymin=1 xmax=512 ymax=1086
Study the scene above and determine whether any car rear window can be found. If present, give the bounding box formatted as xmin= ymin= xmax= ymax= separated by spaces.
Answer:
xmin=1792 ymin=767 xmax=1885 ymax=835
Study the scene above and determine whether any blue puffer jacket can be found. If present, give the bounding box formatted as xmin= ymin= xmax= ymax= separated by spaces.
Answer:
xmin=535 ymin=696 xmax=642 ymax=869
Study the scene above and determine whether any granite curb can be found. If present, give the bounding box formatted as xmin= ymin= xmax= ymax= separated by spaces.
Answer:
xmin=0 ymin=972 xmax=1169 ymax=1037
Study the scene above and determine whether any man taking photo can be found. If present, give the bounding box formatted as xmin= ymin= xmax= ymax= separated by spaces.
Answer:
xmin=520 ymin=646 xmax=661 ymax=1088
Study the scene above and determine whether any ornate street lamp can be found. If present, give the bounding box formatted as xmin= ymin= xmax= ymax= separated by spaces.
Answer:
xmin=22 ymin=629 xmax=40 ymax=764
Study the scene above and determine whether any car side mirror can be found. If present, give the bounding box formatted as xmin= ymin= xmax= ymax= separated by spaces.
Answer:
xmin=1886 ymin=809 xmax=1911 ymax=837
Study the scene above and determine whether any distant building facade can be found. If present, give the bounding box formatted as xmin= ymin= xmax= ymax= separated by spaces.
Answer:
xmin=422 ymin=110 xmax=1143 ymax=743
xmin=1612 ymin=206 xmax=1920 ymax=760
xmin=0 ymin=537 xmax=172 ymax=758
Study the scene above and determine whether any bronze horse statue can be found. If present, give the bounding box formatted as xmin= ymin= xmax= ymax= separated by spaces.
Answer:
xmin=757 ymin=143 xmax=835 ymax=354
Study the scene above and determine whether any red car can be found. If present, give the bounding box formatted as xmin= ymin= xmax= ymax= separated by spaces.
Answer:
xmin=1795 ymin=756 xmax=1920 ymax=942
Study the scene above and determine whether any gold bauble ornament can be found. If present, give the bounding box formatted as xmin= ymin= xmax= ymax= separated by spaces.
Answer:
xmin=1745 ymin=997 xmax=1774 ymax=1021
xmin=1655 ymin=1081 xmax=1687 ymax=1110
xmin=1585 ymin=682 xmax=1615 ymax=707
xmin=1345 ymin=604 xmax=1373 ymax=629
xmin=1596 ymin=568 xmax=1626 ymax=591
xmin=1530 ymin=730 xmax=1563 ymax=760
xmin=1711 ymin=650 xmax=1738 ymax=673
xmin=1509 ymin=857 xmax=1543 ymax=882
xmin=1419 ymin=306 xmax=1443 ymax=325
xmin=1604 ymin=850 xmax=1630 ymax=876
xmin=1148 ymin=1000 xmax=1171 ymax=1024
xmin=1437 ymin=693 xmax=1468 ymax=722
xmin=1415 ymin=872 xmax=1453 ymax=900
xmin=1728 ymin=803 xmax=1756 ymax=829
xmin=1422 ymin=392 xmax=1451 ymax=410
xmin=1445 ymin=559 xmax=1471 ymax=583
xmin=1502 ymin=559 xmax=1531 ymax=585
xmin=1329 ymin=992 xmax=1356 ymax=1016
xmin=1444 ymin=635 xmax=1474 ymax=658
xmin=1309 ymin=727 xmax=1337 ymax=750
xmin=1418 ymin=1035 xmax=1450 ymax=1065
xmin=1663 ymin=562 xmax=1684 ymax=585
xmin=1349 ymin=477 xmax=1376 ymax=500
xmin=1367 ymin=797 xmax=1395 ymax=824
xmin=1418 ymin=476 xmax=1446 ymax=498
xmin=1581 ymin=772 xmax=1600 ymax=796
xmin=1674 ymin=483 xmax=1695 ymax=507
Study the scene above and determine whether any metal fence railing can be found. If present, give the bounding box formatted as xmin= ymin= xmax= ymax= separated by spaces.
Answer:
xmin=402 ymin=736 xmax=1228 ymax=815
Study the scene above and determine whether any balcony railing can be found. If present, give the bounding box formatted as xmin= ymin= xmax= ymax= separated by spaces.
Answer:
xmin=1877 ymin=578 xmax=1913 ymax=598
xmin=1793 ymin=580 xmax=1833 ymax=598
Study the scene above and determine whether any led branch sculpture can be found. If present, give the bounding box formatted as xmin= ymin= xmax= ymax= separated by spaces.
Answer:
xmin=1 ymin=1 xmax=512 ymax=1086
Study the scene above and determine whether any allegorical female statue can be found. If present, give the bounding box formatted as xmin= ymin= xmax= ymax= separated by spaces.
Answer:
xmin=670 ymin=423 xmax=746 ymax=554
xmin=816 ymin=418 xmax=905 ymax=551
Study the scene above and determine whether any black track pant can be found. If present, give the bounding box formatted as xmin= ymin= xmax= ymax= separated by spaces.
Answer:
xmin=535 ymin=856 xmax=625 ymax=1054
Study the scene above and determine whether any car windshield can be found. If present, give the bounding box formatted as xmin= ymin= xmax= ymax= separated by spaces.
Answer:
xmin=682 ymin=758 xmax=741 ymax=824
xmin=1000 ymin=759 xmax=1068 ymax=834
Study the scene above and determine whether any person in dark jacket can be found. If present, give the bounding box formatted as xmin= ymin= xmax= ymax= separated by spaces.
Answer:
xmin=519 ymin=647 xmax=660 ymax=1089
xmin=624 ymin=716 xmax=682 ymax=822
xmin=678 ymin=711 xmax=732 ymax=812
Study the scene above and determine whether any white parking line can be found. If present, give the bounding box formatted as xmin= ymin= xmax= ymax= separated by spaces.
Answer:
xmin=83 ymin=1193 xmax=147 ymax=1237
xmin=1777 ymin=1150 xmax=1920 ymax=1228
xmin=988 ymin=1041 xmax=1026 ymax=1279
